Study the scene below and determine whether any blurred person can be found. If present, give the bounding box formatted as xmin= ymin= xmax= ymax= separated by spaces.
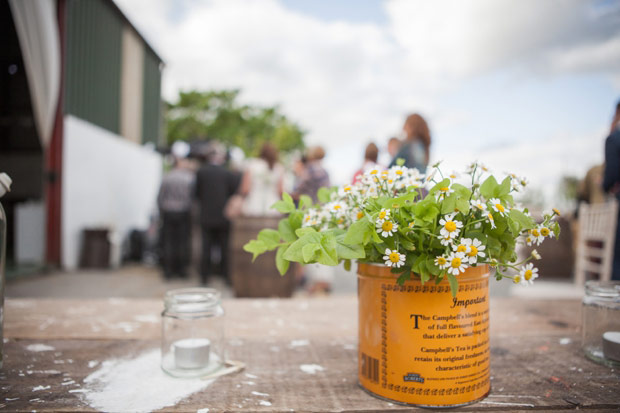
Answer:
xmin=238 ymin=142 xmax=284 ymax=216
xmin=157 ymin=141 xmax=194 ymax=279
xmin=387 ymin=136 xmax=401 ymax=159
xmin=578 ymin=164 xmax=606 ymax=205
xmin=292 ymin=146 xmax=333 ymax=294
xmin=352 ymin=142 xmax=382 ymax=184
xmin=389 ymin=113 xmax=431 ymax=173
xmin=292 ymin=146 xmax=330 ymax=203
xmin=602 ymin=100 xmax=620 ymax=280
xmin=195 ymin=142 xmax=239 ymax=284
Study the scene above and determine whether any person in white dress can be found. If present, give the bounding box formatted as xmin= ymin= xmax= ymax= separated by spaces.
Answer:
xmin=239 ymin=142 xmax=284 ymax=216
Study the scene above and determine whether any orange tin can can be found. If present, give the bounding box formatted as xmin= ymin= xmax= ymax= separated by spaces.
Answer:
xmin=358 ymin=263 xmax=491 ymax=407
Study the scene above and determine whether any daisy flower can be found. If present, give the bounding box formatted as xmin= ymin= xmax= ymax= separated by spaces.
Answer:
xmin=486 ymin=213 xmax=496 ymax=229
xmin=520 ymin=263 xmax=539 ymax=285
xmin=512 ymin=274 xmax=526 ymax=285
xmin=435 ymin=255 xmax=449 ymax=270
xmin=539 ymin=226 xmax=553 ymax=238
xmin=376 ymin=208 xmax=390 ymax=224
xmin=376 ymin=219 xmax=398 ymax=238
xmin=436 ymin=185 xmax=454 ymax=200
xmin=383 ymin=248 xmax=406 ymax=268
xmin=524 ymin=234 xmax=535 ymax=246
xmin=389 ymin=165 xmax=406 ymax=178
xmin=531 ymin=249 xmax=541 ymax=260
xmin=327 ymin=201 xmax=347 ymax=217
xmin=452 ymin=239 xmax=469 ymax=254
xmin=446 ymin=252 xmax=468 ymax=276
xmin=463 ymin=238 xmax=486 ymax=264
xmin=440 ymin=236 xmax=454 ymax=246
xmin=470 ymin=199 xmax=488 ymax=213
xmin=489 ymin=198 xmax=507 ymax=217
xmin=448 ymin=171 xmax=460 ymax=181
xmin=439 ymin=213 xmax=463 ymax=240
xmin=338 ymin=185 xmax=353 ymax=197
xmin=529 ymin=228 xmax=543 ymax=245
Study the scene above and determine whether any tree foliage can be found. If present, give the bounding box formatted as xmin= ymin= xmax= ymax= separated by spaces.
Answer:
xmin=165 ymin=89 xmax=305 ymax=155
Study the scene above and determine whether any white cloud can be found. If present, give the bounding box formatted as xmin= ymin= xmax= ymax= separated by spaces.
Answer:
xmin=114 ymin=0 xmax=618 ymax=196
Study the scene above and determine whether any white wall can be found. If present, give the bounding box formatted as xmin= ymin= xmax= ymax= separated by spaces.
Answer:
xmin=15 ymin=201 xmax=46 ymax=264
xmin=62 ymin=115 xmax=162 ymax=270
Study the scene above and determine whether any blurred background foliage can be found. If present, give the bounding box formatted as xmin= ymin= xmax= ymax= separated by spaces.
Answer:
xmin=165 ymin=89 xmax=306 ymax=155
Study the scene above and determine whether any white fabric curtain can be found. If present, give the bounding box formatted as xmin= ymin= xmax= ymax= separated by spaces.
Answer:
xmin=9 ymin=0 xmax=61 ymax=148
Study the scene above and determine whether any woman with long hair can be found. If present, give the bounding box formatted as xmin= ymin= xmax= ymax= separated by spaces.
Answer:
xmin=389 ymin=113 xmax=431 ymax=173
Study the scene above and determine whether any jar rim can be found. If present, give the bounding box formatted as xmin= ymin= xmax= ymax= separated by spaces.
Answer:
xmin=585 ymin=281 xmax=620 ymax=298
xmin=164 ymin=288 xmax=221 ymax=312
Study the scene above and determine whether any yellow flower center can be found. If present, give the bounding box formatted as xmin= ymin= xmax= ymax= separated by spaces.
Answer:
xmin=408 ymin=222 xmax=415 ymax=228
xmin=487 ymin=213 xmax=494 ymax=221
xmin=437 ymin=257 xmax=446 ymax=266
xmin=553 ymin=208 xmax=561 ymax=216
xmin=440 ymin=187 xmax=450 ymax=192
xmin=344 ymin=186 xmax=351 ymax=192
xmin=451 ymin=257 xmax=462 ymax=268
xmin=333 ymin=205 xmax=341 ymax=210
xmin=476 ymin=204 xmax=484 ymax=209
xmin=389 ymin=252 xmax=400 ymax=263
xmin=450 ymin=174 xmax=456 ymax=179
xmin=468 ymin=245 xmax=478 ymax=257
xmin=444 ymin=221 xmax=457 ymax=232
xmin=456 ymin=245 xmax=467 ymax=253
xmin=540 ymin=227 xmax=550 ymax=237
xmin=305 ymin=216 xmax=311 ymax=222
xmin=524 ymin=270 xmax=533 ymax=280
xmin=357 ymin=211 xmax=364 ymax=220
xmin=370 ymin=169 xmax=378 ymax=175
xmin=382 ymin=221 xmax=394 ymax=232
xmin=378 ymin=211 xmax=387 ymax=219
xmin=396 ymin=170 xmax=403 ymax=175
xmin=531 ymin=229 xmax=540 ymax=237
xmin=495 ymin=203 xmax=505 ymax=212
xmin=513 ymin=275 xmax=521 ymax=284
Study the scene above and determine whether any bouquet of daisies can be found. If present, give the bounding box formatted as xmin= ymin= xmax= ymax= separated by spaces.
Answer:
xmin=244 ymin=161 xmax=560 ymax=295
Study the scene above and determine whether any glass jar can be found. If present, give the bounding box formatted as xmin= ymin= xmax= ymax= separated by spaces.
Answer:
xmin=0 ymin=173 xmax=12 ymax=370
xmin=161 ymin=288 xmax=225 ymax=378
xmin=582 ymin=281 xmax=620 ymax=367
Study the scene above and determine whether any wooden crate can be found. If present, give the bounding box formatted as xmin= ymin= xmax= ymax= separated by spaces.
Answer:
xmin=230 ymin=216 xmax=296 ymax=297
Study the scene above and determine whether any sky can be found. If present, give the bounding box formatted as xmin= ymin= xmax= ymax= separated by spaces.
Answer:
xmin=115 ymin=0 xmax=620 ymax=209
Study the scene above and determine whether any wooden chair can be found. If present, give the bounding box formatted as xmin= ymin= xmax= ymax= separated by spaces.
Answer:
xmin=574 ymin=199 xmax=618 ymax=285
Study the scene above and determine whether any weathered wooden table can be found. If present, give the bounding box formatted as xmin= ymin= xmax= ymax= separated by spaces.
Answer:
xmin=1 ymin=297 xmax=619 ymax=411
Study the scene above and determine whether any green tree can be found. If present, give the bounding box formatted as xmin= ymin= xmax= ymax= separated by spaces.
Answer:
xmin=165 ymin=89 xmax=305 ymax=155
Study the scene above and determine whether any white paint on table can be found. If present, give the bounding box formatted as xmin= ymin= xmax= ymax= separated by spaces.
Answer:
xmin=559 ymin=337 xmax=572 ymax=345
xmin=289 ymin=339 xmax=309 ymax=347
xmin=88 ymin=361 xmax=99 ymax=369
xmin=196 ymin=409 xmax=209 ymax=413
xmin=77 ymin=349 xmax=215 ymax=413
xmin=32 ymin=386 xmax=50 ymax=392
xmin=300 ymin=364 xmax=324 ymax=374
xmin=259 ymin=400 xmax=272 ymax=406
xmin=251 ymin=391 xmax=269 ymax=397
xmin=244 ymin=373 xmax=258 ymax=379
xmin=26 ymin=344 xmax=55 ymax=352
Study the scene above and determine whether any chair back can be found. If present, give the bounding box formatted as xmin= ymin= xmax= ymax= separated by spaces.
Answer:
xmin=574 ymin=199 xmax=618 ymax=285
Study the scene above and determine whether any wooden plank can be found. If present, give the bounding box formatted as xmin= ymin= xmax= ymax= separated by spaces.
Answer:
xmin=5 ymin=297 xmax=581 ymax=341
xmin=1 ymin=335 xmax=618 ymax=412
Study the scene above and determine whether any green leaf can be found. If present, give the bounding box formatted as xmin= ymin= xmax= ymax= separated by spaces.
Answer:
xmin=455 ymin=198 xmax=470 ymax=215
xmin=295 ymin=227 xmax=316 ymax=237
xmin=317 ymin=233 xmax=339 ymax=266
xmin=302 ymin=243 xmax=320 ymax=262
xmin=426 ymin=256 xmax=441 ymax=276
xmin=441 ymin=193 xmax=457 ymax=214
xmin=283 ymin=232 xmax=321 ymax=262
xmin=413 ymin=199 xmax=440 ymax=223
xmin=278 ymin=219 xmax=296 ymax=243
xmin=317 ymin=187 xmax=333 ymax=203
xmin=480 ymin=176 xmax=499 ymax=200
xmin=343 ymin=259 xmax=352 ymax=272
xmin=447 ymin=273 xmax=459 ymax=297
xmin=243 ymin=240 xmax=267 ymax=261
xmin=497 ymin=177 xmax=511 ymax=197
xmin=452 ymin=183 xmax=472 ymax=199
xmin=396 ymin=157 xmax=405 ymax=167
xmin=429 ymin=178 xmax=451 ymax=196
xmin=257 ymin=229 xmax=280 ymax=249
xmin=397 ymin=270 xmax=411 ymax=285
xmin=299 ymin=195 xmax=313 ymax=210
xmin=382 ymin=191 xmax=416 ymax=209
xmin=344 ymin=217 xmax=372 ymax=245
xmin=288 ymin=211 xmax=303 ymax=232
xmin=276 ymin=245 xmax=290 ymax=275
xmin=272 ymin=192 xmax=297 ymax=214
xmin=509 ymin=209 xmax=535 ymax=230
xmin=335 ymin=234 xmax=366 ymax=259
